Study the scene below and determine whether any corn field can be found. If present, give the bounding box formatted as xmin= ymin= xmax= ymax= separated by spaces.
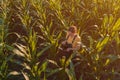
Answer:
xmin=0 ymin=0 xmax=120 ymax=80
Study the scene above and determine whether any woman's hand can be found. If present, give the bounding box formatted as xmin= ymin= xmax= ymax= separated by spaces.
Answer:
xmin=66 ymin=48 xmax=73 ymax=52
xmin=62 ymin=40 xmax=66 ymax=45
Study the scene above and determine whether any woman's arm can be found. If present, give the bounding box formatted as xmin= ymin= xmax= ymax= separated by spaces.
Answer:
xmin=72 ymin=35 xmax=81 ymax=50
xmin=66 ymin=35 xmax=81 ymax=51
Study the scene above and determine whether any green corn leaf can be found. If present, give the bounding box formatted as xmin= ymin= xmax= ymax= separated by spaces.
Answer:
xmin=37 ymin=44 xmax=52 ymax=57
xmin=22 ymin=72 xmax=29 ymax=80
xmin=96 ymin=36 xmax=109 ymax=52
xmin=7 ymin=71 xmax=21 ymax=77
xmin=104 ymin=59 xmax=110 ymax=66
xmin=47 ymin=68 xmax=63 ymax=77
xmin=112 ymin=18 xmax=120 ymax=31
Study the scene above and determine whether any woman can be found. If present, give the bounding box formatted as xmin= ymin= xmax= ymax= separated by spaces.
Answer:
xmin=59 ymin=25 xmax=81 ymax=59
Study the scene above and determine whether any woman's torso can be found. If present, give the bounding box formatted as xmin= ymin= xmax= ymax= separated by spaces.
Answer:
xmin=65 ymin=34 xmax=77 ymax=49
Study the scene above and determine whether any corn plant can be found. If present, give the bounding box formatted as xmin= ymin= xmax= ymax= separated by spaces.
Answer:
xmin=46 ymin=53 xmax=77 ymax=80
xmin=0 ymin=0 xmax=21 ymax=80
xmin=74 ymin=37 xmax=120 ymax=80
xmin=0 ymin=0 xmax=120 ymax=80
xmin=12 ymin=29 xmax=52 ymax=80
xmin=21 ymin=0 xmax=63 ymax=60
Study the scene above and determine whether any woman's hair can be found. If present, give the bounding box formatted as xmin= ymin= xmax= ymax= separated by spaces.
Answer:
xmin=68 ymin=25 xmax=77 ymax=33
